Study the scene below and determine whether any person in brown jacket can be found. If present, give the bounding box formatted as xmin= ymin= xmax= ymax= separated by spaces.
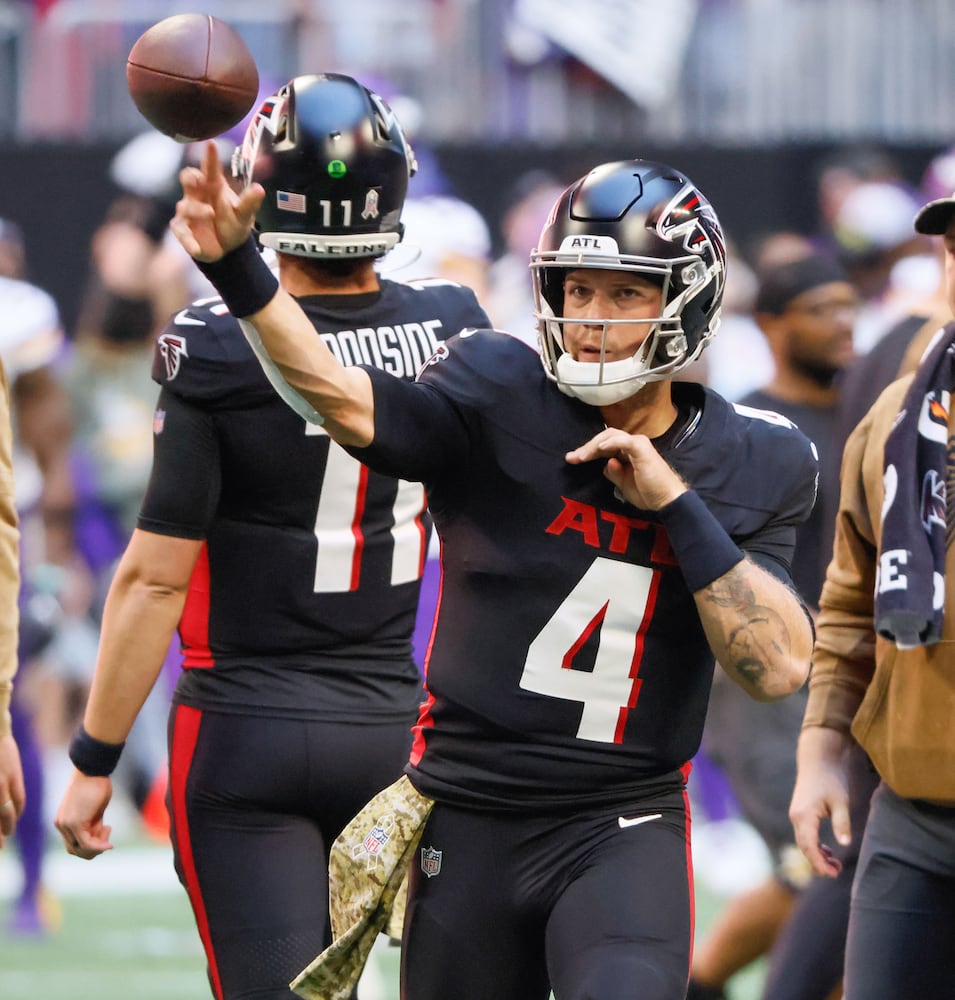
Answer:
xmin=790 ymin=187 xmax=955 ymax=999
xmin=0 ymin=356 xmax=23 ymax=848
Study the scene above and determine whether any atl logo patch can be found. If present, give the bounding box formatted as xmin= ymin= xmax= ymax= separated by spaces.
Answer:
xmin=420 ymin=845 xmax=442 ymax=878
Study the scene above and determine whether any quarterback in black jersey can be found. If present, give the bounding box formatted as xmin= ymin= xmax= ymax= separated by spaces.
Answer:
xmin=55 ymin=76 xmax=489 ymax=1000
xmin=172 ymin=145 xmax=816 ymax=1000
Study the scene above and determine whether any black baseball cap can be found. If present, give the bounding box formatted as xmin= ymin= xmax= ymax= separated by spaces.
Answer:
xmin=914 ymin=192 xmax=955 ymax=235
xmin=754 ymin=253 xmax=851 ymax=315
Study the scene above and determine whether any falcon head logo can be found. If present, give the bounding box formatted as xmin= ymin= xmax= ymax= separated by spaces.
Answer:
xmin=158 ymin=333 xmax=188 ymax=381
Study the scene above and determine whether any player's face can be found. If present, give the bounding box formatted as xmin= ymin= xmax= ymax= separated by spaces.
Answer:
xmin=779 ymin=281 xmax=858 ymax=384
xmin=561 ymin=268 xmax=663 ymax=363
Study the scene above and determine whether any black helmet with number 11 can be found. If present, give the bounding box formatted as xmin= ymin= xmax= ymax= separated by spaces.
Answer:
xmin=231 ymin=73 xmax=417 ymax=259
xmin=531 ymin=160 xmax=727 ymax=406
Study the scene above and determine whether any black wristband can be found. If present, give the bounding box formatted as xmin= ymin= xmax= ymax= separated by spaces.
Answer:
xmin=69 ymin=724 xmax=125 ymax=778
xmin=658 ymin=490 xmax=745 ymax=593
xmin=195 ymin=235 xmax=279 ymax=317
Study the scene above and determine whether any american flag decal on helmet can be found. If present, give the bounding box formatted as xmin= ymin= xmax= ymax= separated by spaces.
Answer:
xmin=158 ymin=333 xmax=189 ymax=381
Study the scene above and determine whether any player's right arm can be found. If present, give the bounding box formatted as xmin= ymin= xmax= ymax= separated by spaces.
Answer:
xmin=790 ymin=390 xmax=884 ymax=877
xmin=789 ymin=725 xmax=852 ymax=878
xmin=54 ymin=529 xmax=202 ymax=860
xmin=171 ymin=141 xmax=375 ymax=447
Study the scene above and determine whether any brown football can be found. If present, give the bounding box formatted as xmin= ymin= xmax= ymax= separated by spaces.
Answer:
xmin=126 ymin=13 xmax=259 ymax=142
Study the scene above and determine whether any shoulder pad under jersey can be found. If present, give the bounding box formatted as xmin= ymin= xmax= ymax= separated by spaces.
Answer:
xmin=152 ymin=296 xmax=272 ymax=406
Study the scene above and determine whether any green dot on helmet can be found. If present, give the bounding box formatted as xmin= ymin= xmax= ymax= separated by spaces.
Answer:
xmin=328 ymin=160 xmax=347 ymax=178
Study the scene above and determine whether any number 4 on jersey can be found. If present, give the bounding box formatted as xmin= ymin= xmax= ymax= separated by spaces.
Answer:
xmin=519 ymin=558 xmax=657 ymax=743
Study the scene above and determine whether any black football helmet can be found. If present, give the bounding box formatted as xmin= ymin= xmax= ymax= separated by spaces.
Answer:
xmin=531 ymin=160 xmax=726 ymax=405
xmin=232 ymin=73 xmax=417 ymax=259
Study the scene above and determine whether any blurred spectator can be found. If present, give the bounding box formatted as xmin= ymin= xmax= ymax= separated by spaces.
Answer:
xmin=108 ymin=130 xmax=237 ymax=307
xmin=0 ymin=218 xmax=71 ymax=937
xmin=766 ymin=142 xmax=955 ymax=1000
xmin=56 ymin=146 xmax=214 ymax=817
xmin=820 ymin=144 xmax=955 ymax=585
xmin=486 ymin=169 xmax=567 ymax=347
xmin=690 ymin=253 xmax=860 ymax=1000
xmin=365 ymin=81 xmax=493 ymax=302
xmin=812 ymin=145 xmax=906 ymax=249
xmin=830 ymin=180 xmax=931 ymax=352
xmin=700 ymin=233 xmax=809 ymax=401
xmin=0 ymin=351 xmax=26 ymax=913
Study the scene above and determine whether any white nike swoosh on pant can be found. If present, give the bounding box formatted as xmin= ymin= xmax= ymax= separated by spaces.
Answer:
xmin=617 ymin=813 xmax=663 ymax=829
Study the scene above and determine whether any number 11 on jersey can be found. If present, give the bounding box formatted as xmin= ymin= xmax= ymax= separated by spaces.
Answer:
xmin=306 ymin=420 xmax=427 ymax=593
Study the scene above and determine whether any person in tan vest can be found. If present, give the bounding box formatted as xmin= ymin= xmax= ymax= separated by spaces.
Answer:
xmin=0 ymin=356 xmax=23 ymax=847
xmin=790 ymin=185 xmax=955 ymax=999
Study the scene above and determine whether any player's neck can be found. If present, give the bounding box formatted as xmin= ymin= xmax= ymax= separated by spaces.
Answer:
xmin=277 ymin=254 xmax=380 ymax=296
xmin=600 ymin=380 xmax=678 ymax=438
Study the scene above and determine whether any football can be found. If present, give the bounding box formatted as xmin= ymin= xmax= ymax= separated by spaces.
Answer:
xmin=126 ymin=13 xmax=259 ymax=142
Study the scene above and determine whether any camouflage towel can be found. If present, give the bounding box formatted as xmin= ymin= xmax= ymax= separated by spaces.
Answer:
xmin=290 ymin=774 xmax=435 ymax=1000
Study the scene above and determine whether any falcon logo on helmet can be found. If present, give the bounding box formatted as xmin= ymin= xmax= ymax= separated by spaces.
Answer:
xmin=655 ymin=186 xmax=727 ymax=268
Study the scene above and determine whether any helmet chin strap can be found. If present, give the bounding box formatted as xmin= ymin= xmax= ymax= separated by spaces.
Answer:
xmin=554 ymin=353 xmax=650 ymax=406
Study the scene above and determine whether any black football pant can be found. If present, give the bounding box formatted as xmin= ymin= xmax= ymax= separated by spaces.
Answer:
xmin=843 ymin=782 xmax=955 ymax=1000
xmin=402 ymin=785 xmax=693 ymax=1000
xmin=166 ymin=705 xmax=413 ymax=1000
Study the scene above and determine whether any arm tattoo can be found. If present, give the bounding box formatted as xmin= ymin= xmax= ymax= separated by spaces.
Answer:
xmin=704 ymin=562 xmax=791 ymax=689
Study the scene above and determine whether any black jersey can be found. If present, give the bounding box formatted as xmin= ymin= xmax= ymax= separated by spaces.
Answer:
xmin=351 ymin=329 xmax=818 ymax=807
xmin=138 ymin=277 xmax=490 ymax=721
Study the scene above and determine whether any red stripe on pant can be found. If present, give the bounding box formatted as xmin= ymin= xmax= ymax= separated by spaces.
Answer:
xmin=169 ymin=704 xmax=224 ymax=1000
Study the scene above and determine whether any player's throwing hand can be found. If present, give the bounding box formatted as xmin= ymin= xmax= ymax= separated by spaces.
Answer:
xmin=171 ymin=141 xmax=263 ymax=263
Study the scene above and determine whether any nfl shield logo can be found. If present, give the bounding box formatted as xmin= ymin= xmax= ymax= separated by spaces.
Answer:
xmin=420 ymin=845 xmax=442 ymax=878
xmin=363 ymin=825 xmax=389 ymax=856
xmin=352 ymin=813 xmax=396 ymax=870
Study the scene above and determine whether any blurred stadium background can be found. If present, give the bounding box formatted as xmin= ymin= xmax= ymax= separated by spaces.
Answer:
xmin=2 ymin=0 xmax=954 ymax=332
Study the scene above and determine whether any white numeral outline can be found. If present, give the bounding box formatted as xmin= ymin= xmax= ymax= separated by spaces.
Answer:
xmin=306 ymin=421 xmax=426 ymax=593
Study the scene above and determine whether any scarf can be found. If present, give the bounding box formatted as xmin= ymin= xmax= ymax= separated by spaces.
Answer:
xmin=875 ymin=322 xmax=955 ymax=649
xmin=291 ymin=775 xmax=435 ymax=1000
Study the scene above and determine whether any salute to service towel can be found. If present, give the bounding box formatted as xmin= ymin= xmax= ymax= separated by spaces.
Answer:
xmin=291 ymin=775 xmax=435 ymax=1000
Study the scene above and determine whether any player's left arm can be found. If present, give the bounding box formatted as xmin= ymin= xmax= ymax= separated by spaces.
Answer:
xmin=567 ymin=427 xmax=813 ymax=701
xmin=694 ymin=555 xmax=813 ymax=701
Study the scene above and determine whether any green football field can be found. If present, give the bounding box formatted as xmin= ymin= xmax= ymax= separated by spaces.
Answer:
xmin=0 ymin=837 xmax=765 ymax=1000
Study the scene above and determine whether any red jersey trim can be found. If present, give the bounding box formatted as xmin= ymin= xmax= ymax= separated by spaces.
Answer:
xmin=180 ymin=543 xmax=214 ymax=668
